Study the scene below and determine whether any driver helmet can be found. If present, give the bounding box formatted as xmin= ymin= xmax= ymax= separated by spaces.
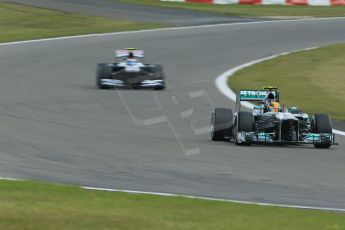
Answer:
xmin=128 ymin=52 xmax=134 ymax=59
xmin=126 ymin=52 xmax=137 ymax=66
xmin=263 ymin=92 xmax=274 ymax=106
xmin=268 ymin=102 xmax=281 ymax=112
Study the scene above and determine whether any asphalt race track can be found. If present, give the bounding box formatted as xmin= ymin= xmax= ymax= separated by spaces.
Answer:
xmin=0 ymin=1 xmax=345 ymax=209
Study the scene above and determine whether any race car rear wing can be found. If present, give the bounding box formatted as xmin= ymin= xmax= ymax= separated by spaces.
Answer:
xmin=115 ymin=50 xmax=144 ymax=58
xmin=235 ymin=88 xmax=279 ymax=112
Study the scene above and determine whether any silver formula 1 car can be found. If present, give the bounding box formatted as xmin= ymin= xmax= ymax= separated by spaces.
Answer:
xmin=96 ymin=48 xmax=165 ymax=90
xmin=211 ymin=86 xmax=337 ymax=148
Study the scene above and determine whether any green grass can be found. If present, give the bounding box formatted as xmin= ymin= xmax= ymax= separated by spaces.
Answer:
xmin=0 ymin=3 xmax=163 ymax=43
xmin=0 ymin=180 xmax=345 ymax=230
xmin=228 ymin=44 xmax=345 ymax=120
xmin=119 ymin=0 xmax=345 ymax=18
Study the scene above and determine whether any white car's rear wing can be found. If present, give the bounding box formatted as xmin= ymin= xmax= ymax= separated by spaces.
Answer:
xmin=115 ymin=50 xmax=144 ymax=58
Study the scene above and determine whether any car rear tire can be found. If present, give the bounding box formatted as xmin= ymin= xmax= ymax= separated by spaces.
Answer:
xmin=313 ymin=113 xmax=332 ymax=148
xmin=211 ymin=108 xmax=233 ymax=141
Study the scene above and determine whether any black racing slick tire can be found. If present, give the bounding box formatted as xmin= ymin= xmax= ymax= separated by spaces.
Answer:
xmin=313 ymin=113 xmax=333 ymax=149
xmin=96 ymin=63 xmax=113 ymax=89
xmin=211 ymin=108 xmax=233 ymax=141
xmin=234 ymin=111 xmax=255 ymax=145
xmin=150 ymin=65 xmax=166 ymax=90
xmin=238 ymin=111 xmax=255 ymax=132
xmin=154 ymin=84 xmax=166 ymax=90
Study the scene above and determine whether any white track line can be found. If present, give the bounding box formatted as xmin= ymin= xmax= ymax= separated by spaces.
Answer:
xmin=333 ymin=129 xmax=345 ymax=136
xmin=215 ymin=47 xmax=345 ymax=136
xmin=0 ymin=177 xmax=22 ymax=181
xmin=1 ymin=178 xmax=344 ymax=212
xmin=82 ymin=186 xmax=345 ymax=212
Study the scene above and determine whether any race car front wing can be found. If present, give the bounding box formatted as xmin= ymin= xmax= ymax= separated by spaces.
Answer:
xmin=100 ymin=79 xmax=164 ymax=88
xmin=235 ymin=131 xmax=337 ymax=145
